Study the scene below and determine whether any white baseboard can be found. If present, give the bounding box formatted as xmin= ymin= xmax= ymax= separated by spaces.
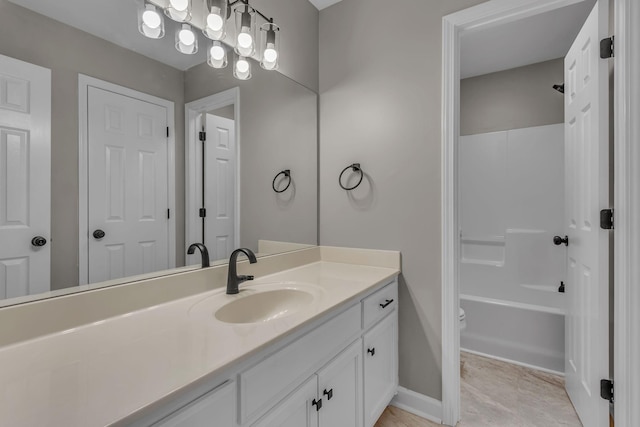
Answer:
xmin=390 ymin=386 xmax=443 ymax=424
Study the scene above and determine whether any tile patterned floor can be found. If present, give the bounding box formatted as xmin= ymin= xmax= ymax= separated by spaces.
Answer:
xmin=375 ymin=352 xmax=582 ymax=427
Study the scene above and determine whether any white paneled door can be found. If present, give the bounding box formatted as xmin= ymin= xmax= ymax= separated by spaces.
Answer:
xmin=564 ymin=1 xmax=610 ymax=426
xmin=0 ymin=54 xmax=51 ymax=299
xmin=87 ymin=87 xmax=169 ymax=283
xmin=204 ymin=113 xmax=236 ymax=261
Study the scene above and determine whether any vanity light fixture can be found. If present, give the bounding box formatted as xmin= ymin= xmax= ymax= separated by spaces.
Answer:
xmin=203 ymin=0 xmax=229 ymax=40
xmin=140 ymin=0 xmax=280 ymax=80
xmin=176 ymin=23 xmax=198 ymax=54
xmin=208 ymin=41 xmax=228 ymax=68
xmin=138 ymin=2 xmax=165 ymax=39
xmin=165 ymin=0 xmax=192 ymax=22
xmin=233 ymin=55 xmax=252 ymax=80
xmin=260 ymin=21 xmax=279 ymax=70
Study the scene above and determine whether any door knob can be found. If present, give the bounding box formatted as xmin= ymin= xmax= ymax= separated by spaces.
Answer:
xmin=553 ymin=235 xmax=568 ymax=246
xmin=93 ymin=229 xmax=106 ymax=239
xmin=31 ymin=236 xmax=47 ymax=247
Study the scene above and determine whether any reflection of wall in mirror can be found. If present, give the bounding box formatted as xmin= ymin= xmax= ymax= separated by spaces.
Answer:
xmin=185 ymin=61 xmax=319 ymax=254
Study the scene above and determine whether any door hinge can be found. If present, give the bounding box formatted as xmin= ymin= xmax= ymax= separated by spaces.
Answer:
xmin=199 ymin=208 xmax=206 ymax=218
xmin=199 ymin=131 xmax=206 ymax=142
xmin=167 ymin=209 xmax=170 ymax=219
xmin=166 ymin=127 xmax=170 ymax=138
xmin=600 ymin=209 xmax=614 ymax=230
xmin=600 ymin=36 xmax=614 ymax=58
xmin=601 ymin=379 xmax=614 ymax=403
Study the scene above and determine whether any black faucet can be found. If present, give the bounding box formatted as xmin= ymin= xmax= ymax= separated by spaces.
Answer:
xmin=227 ymin=248 xmax=257 ymax=294
xmin=187 ymin=243 xmax=210 ymax=268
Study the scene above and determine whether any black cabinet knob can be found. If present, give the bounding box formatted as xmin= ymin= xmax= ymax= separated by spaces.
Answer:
xmin=553 ymin=235 xmax=568 ymax=246
xmin=93 ymin=229 xmax=106 ymax=239
xmin=31 ymin=236 xmax=47 ymax=247
xmin=323 ymin=388 xmax=333 ymax=400
xmin=380 ymin=299 xmax=394 ymax=309
xmin=367 ymin=348 xmax=376 ymax=356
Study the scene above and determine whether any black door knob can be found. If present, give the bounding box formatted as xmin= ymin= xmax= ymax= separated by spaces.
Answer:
xmin=553 ymin=235 xmax=569 ymax=246
xmin=93 ymin=229 xmax=106 ymax=239
xmin=31 ymin=236 xmax=47 ymax=247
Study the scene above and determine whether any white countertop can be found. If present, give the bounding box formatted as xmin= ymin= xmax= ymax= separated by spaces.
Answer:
xmin=0 ymin=261 xmax=398 ymax=427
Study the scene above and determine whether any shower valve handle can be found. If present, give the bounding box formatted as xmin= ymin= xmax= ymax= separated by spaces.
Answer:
xmin=553 ymin=235 xmax=569 ymax=246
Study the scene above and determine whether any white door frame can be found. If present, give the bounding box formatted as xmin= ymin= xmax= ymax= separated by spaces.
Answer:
xmin=441 ymin=0 xmax=636 ymax=425
xmin=612 ymin=0 xmax=640 ymax=425
xmin=184 ymin=87 xmax=241 ymax=256
xmin=78 ymin=75 xmax=176 ymax=286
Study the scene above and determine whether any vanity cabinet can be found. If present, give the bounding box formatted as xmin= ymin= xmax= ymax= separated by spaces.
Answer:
xmin=253 ymin=339 xmax=363 ymax=427
xmin=137 ymin=279 xmax=398 ymax=427
xmin=363 ymin=312 xmax=399 ymax=427
xmin=152 ymin=381 xmax=236 ymax=427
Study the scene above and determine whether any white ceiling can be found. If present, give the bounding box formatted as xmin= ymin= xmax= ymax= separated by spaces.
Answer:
xmin=460 ymin=0 xmax=596 ymax=79
xmin=308 ymin=0 xmax=343 ymax=10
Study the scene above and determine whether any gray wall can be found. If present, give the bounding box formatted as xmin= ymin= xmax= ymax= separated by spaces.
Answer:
xmin=460 ymin=58 xmax=565 ymax=135
xmin=319 ymin=0 xmax=487 ymax=400
xmin=253 ymin=0 xmax=319 ymax=92
xmin=0 ymin=0 xmax=185 ymax=291
xmin=185 ymin=64 xmax=318 ymax=253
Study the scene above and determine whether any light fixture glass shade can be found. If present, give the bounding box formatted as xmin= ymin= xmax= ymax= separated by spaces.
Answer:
xmin=234 ymin=4 xmax=256 ymax=57
xmin=260 ymin=22 xmax=280 ymax=70
xmin=233 ymin=55 xmax=252 ymax=80
xmin=175 ymin=23 xmax=198 ymax=54
xmin=203 ymin=0 xmax=228 ymax=40
xmin=165 ymin=0 xmax=192 ymax=22
xmin=138 ymin=2 xmax=165 ymax=39
xmin=208 ymin=41 xmax=228 ymax=68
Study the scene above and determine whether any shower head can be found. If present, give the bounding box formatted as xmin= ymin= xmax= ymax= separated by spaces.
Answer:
xmin=553 ymin=84 xmax=565 ymax=94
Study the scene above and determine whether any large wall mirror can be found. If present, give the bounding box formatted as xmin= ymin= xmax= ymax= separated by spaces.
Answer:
xmin=0 ymin=0 xmax=318 ymax=307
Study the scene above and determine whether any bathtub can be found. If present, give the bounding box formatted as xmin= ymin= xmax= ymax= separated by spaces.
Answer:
xmin=460 ymin=294 xmax=565 ymax=374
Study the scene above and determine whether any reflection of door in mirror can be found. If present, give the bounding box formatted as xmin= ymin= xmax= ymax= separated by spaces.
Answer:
xmin=80 ymin=77 xmax=176 ymax=285
xmin=0 ymin=54 xmax=51 ymax=299
xmin=203 ymin=111 xmax=237 ymax=261
xmin=186 ymin=88 xmax=240 ymax=266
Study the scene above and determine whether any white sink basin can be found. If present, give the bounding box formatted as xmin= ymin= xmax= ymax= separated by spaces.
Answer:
xmin=189 ymin=282 xmax=324 ymax=324
xmin=215 ymin=289 xmax=314 ymax=324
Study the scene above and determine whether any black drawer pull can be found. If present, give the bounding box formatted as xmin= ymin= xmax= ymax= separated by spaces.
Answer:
xmin=323 ymin=388 xmax=333 ymax=400
xmin=367 ymin=347 xmax=376 ymax=356
xmin=379 ymin=299 xmax=394 ymax=309
xmin=312 ymin=398 xmax=322 ymax=411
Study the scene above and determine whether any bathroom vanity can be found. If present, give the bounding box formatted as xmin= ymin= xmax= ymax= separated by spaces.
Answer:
xmin=0 ymin=247 xmax=400 ymax=427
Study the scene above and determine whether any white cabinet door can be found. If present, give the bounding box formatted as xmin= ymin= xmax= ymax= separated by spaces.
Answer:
xmin=252 ymin=376 xmax=319 ymax=427
xmin=0 ymin=54 xmax=51 ymax=298
xmin=363 ymin=312 xmax=398 ymax=427
xmin=317 ymin=340 xmax=363 ymax=427
xmin=153 ymin=381 xmax=235 ymax=427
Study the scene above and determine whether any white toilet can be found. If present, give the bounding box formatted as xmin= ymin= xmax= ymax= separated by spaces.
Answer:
xmin=459 ymin=307 xmax=467 ymax=331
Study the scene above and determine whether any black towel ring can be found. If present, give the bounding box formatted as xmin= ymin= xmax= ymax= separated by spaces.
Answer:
xmin=272 ymin=169 xmax=292 ymax=193
xmin=339 ymin=163 xmax=363 ymax=191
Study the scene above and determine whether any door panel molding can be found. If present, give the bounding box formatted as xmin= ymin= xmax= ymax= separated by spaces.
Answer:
xmin=78 ymin=75 xmax=175 ymax=286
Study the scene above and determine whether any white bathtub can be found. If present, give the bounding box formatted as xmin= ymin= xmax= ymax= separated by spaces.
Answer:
xmin=460 ymin=294 xmax=565 ymax=374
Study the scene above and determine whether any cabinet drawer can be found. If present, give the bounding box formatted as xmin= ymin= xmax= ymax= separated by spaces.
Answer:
xmin=239 ymin=303 xmax=361 ymax=424
xmin=362 ymin=281 xmax=398 ymax=330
